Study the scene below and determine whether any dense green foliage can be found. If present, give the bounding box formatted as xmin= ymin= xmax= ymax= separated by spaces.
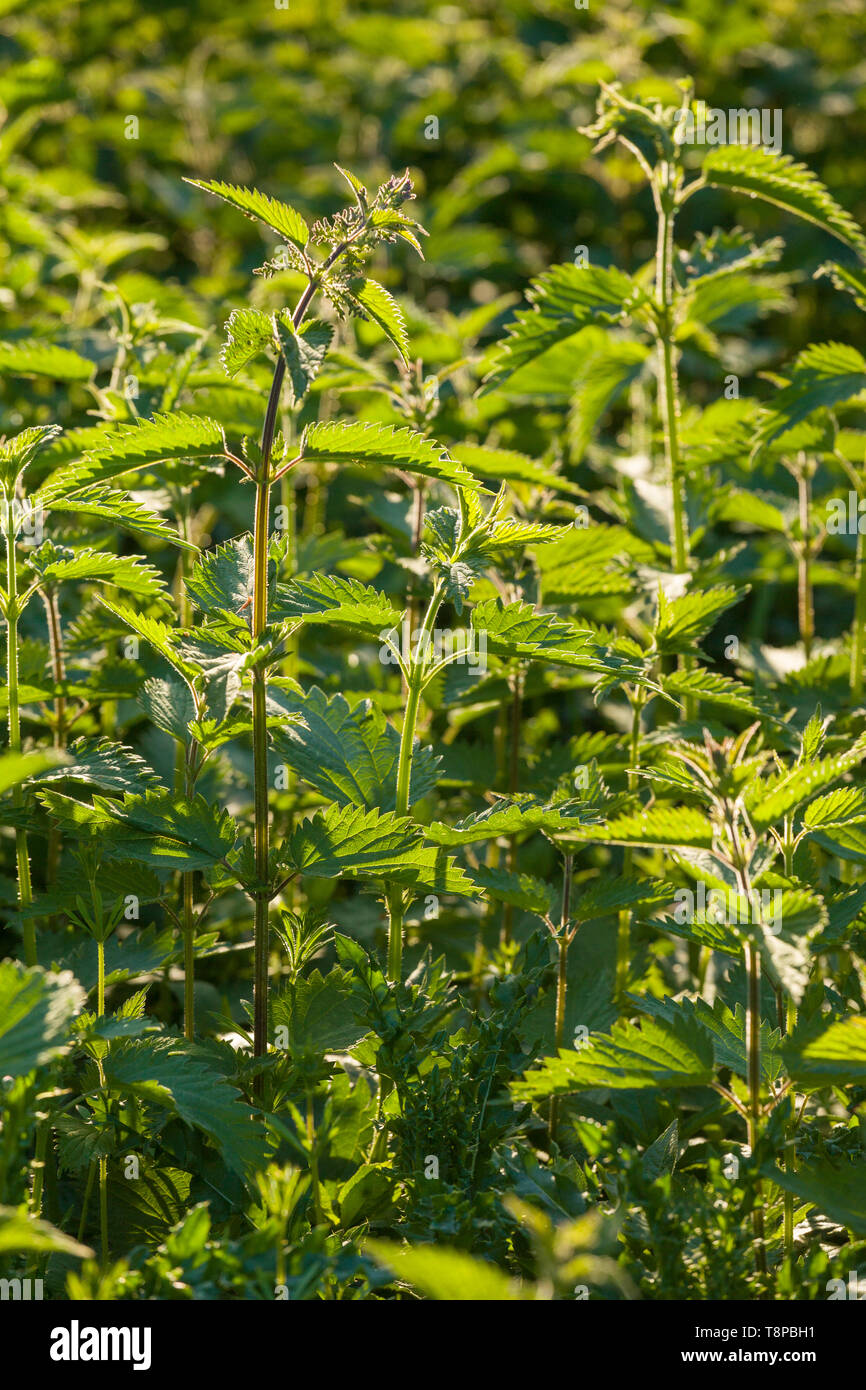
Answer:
xmin=3 ymin=0 xmax=866 ymax=1302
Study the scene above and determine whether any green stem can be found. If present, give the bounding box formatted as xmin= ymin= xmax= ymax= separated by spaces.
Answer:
xmin=549 ymin=853 xmax=574 ymax=1144
xmin=96 ymin=935 xmax=108 ymax=1265
xmin=5 ymin=511 xmax=35 ymax=963
xmin=386 ymin=582 xmax=445 ymax=981
xmin=744 ymin=939 xmax=766 ymax=1275
xmin=796 ymin=461 xmax=814 ymax=662
xmin=183 ymin=869 xmax=195 ymax=1041
xmin=851 ymin=521 xmax=866 ymax=701
xmin=616 ymin=689 xmax=644 ymax=1001
xmin=306 ymin=1088 xmax=322 ymax=1228
xmin=654 ymin=177 xmax=688 ymax=575
xmin=500 ymin=667 xmax=523 ymax=947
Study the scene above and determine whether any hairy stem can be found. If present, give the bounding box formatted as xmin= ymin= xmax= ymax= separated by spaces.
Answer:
xmin=852 ymin=521 xmax=866 ymax=701
xmin=796 ymin=460 xmax=814 ymax=662
xmin=5 ymin=512 xmax=35 ymax=963
xmin=500 ymin=666 xmax=523 ymax=947
xmin=744 ymin=938 xmax=766 ymax=1275
xmin=549 ymin=852 xmax=573 ymax=1143
xmin=386 ymin=582 xmax=444 ymax=981
xmin=616 ymin=689 xmax=644 ymax=1001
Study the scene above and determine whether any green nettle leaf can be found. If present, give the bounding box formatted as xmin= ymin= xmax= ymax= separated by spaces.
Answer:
xmin=30 ymin=736 xmax=161 ymax=794
xmin=512 ymin=1011 xmax=715 ymax=1099
xmin=0 ymin=341 xmax=94 ymax=381
xmin=221 ymin=307 xmax=275 ymax=378
xmin=783 ymin=1015 xmax=866 ymax=1087
xmin=98 ymin=595 xmax=198 ymax=685
xmin=33 ymin=412 xmax=226 ymax=505
xmin=0 ymin=1207 xmax=92 ymax=1260
xmin=753 ymin=342 xmax=866 ymax=453
xmin=466 ymin=864 xmax=556 ymax=916
xmin=271 ymin=572 xmax=402 ymax=636
xmin=42 ymin=485 xmax=200 ymax=550
xmin=662 ymin=669 xmax=763 ymax=715
xmin=0 ymin=423 xmax=62 ymax=494
xmin=655 ymin=585 xmax=742 ymax=651
xmin=272 ymin=687 xmax=439 ymax=811
xmin=185 ymin=178 xmax=310 ymax=250
xmin=346 ymin=278 xmax=410 ymax=362
xmin=765 ymin=1160 xmax=866 ymax=1238
xmin=426 ymin=795 xmax=598 ymax=846
xmin=698 ymin=145 xmax=866 ymax=258
xmin=481 ymin=263 xmax=648 ymax=393
xmin=274 ymin=316 xmax=334 ymax=401
xmin=570 ymin=806 xmax=715 ymax=849
xmin=452 ymin=444 xmax=584 ymax=496
xmin=635 ymin=993 xmax=783 ymax=1084
xmin=0 ymin=749 xmax=68 ymax=795
xmin=282 ymin=804 xmax=476 ymax=895
xmin=296 ymin=420 xmax=481 ymax=490
xmin=26 ymin=546 xmax=166 ymax=598
xmin=139 ymin=676 xmax=197 ymax=743
xmin=471 ymin=598 xmax=594 ymax=667
xmin=37 ymin=790 xmax=237 ymax=869
xmin=366 ymin=1241 xmax=522 ymax=1300
xmin=270 ymin=968 xmax=367 ymax=1053
xmin=103 ymin=1036 xmax=265 ymax=1177
xmin=568 ymin=338 xmax=650 ymax=458
xmin=802 ymin=786 xmax=866 ymax=830
xmin=0 ymin=962 xmax=84 ymax=1077
xmin=186 ymin=536 xmax=255 ymax=619
xmin=749 ymin=733 xmax=866 ymax=832
xmin=816 ymin=261 xmax=866 ymax=313
xmin=572 ymin=875 xmax=675 ymax=921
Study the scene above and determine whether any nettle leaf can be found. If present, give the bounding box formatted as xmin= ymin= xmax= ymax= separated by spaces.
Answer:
xmin=452 ymin=444 xmax=583 ymax=496
xmin=272 ymin=687 xmax=439 ymax=812
xmin=272 ymin=572 xmax=402 ymax=637
xmin=765 ymin=1160 xmax=866 ymax=1239
xmin=815 ymin=261 xmax=866 ymax=313
xmin=43 ymin=485 xmax=199 ymax=551
xmin=271 ymin=968 xmax=367 ymax=1053
xmin=367 ymin=1241 xmax=521 ymax=1301
xmin=754 ymin=343 xmax=866 ymax=454
xmin=103 ymin=1036 xmax=265 ymax=1177
xmin=34 ymin=412 xmax=226 ymax=505
xmin=282 ymin=804 xmax=476 ymax=896
xmin=0 ymin=962 xmax=84 ymax=1077
xmin=274 ymin=316 xmax=334 ymax=401
xmin=655 ymin=585 xmax=742 ymax=652
xmin=139 ymin=676 xmax=197 ymax=743
xmin=26 ymin=546 xmax=166 ymax=598
xmin=568 ymin=338 xmax=650 ymax=458
xmin=783 ymin=1015 xmax=866 ymax=1088
xmin=481 ymin=263 xmax=648 ymax=394
xmin=38 ymin=790 xmax=237 ymax=870
xmin=0 ymin=749 xmax=68 ymax=795
xmin=466 ymin=864 xmax=555 ymax=916
xmin=0 ymin=340 xmax=94 ymax=381
xmin=0 ymin=1208 xmax=92 ymax=1260
xmin=662 ymin=669 xmax=763 ymax=715
xmin=346 ymin=278 xmax=410 ymax=363
xmin=749 ymin=734 xmax=866 ymax=832
xmin=634 ymin=993 xmax=783 ymax=1085
xmin=803 ymin=787 xmax=866 ymax=830
xmin=572 ymin=875 xmax=675 ymax=921
xmin=426 ymin=795 xmax=597 ymax=845
xmin=699 ymin=146 xmax=866 ymax=258
xmin=98 ymin=596 xmax=198 ymax=685
xmin=471 ymin=598 xmax=593 ymax=667
xmin=221 ymin=307 xmax=274 ymax=378
xmin=30 ymin=736 xmax=161 ymax=795
xmin=0 ymin=423 xmax=62 ymax=494
xmin=570 ymin=806 xmax=715 ymax=849
xmin=512 ymin=1011 xmax=715 ymax=1099
xmin=185 ymin=178 xmax=309 ymax=250
xmin=297 ymin=421 xmax=480 ymax=490
xmin=186 ymin=536 xmax=255 ymax=619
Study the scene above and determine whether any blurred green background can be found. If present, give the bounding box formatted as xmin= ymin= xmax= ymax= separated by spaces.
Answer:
xmin=4 ymin=0 xmax=866 ymax=349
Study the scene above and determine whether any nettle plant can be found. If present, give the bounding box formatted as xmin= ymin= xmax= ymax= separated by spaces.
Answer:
xmin=3 ymin=91 xmax=866 ymax=1300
